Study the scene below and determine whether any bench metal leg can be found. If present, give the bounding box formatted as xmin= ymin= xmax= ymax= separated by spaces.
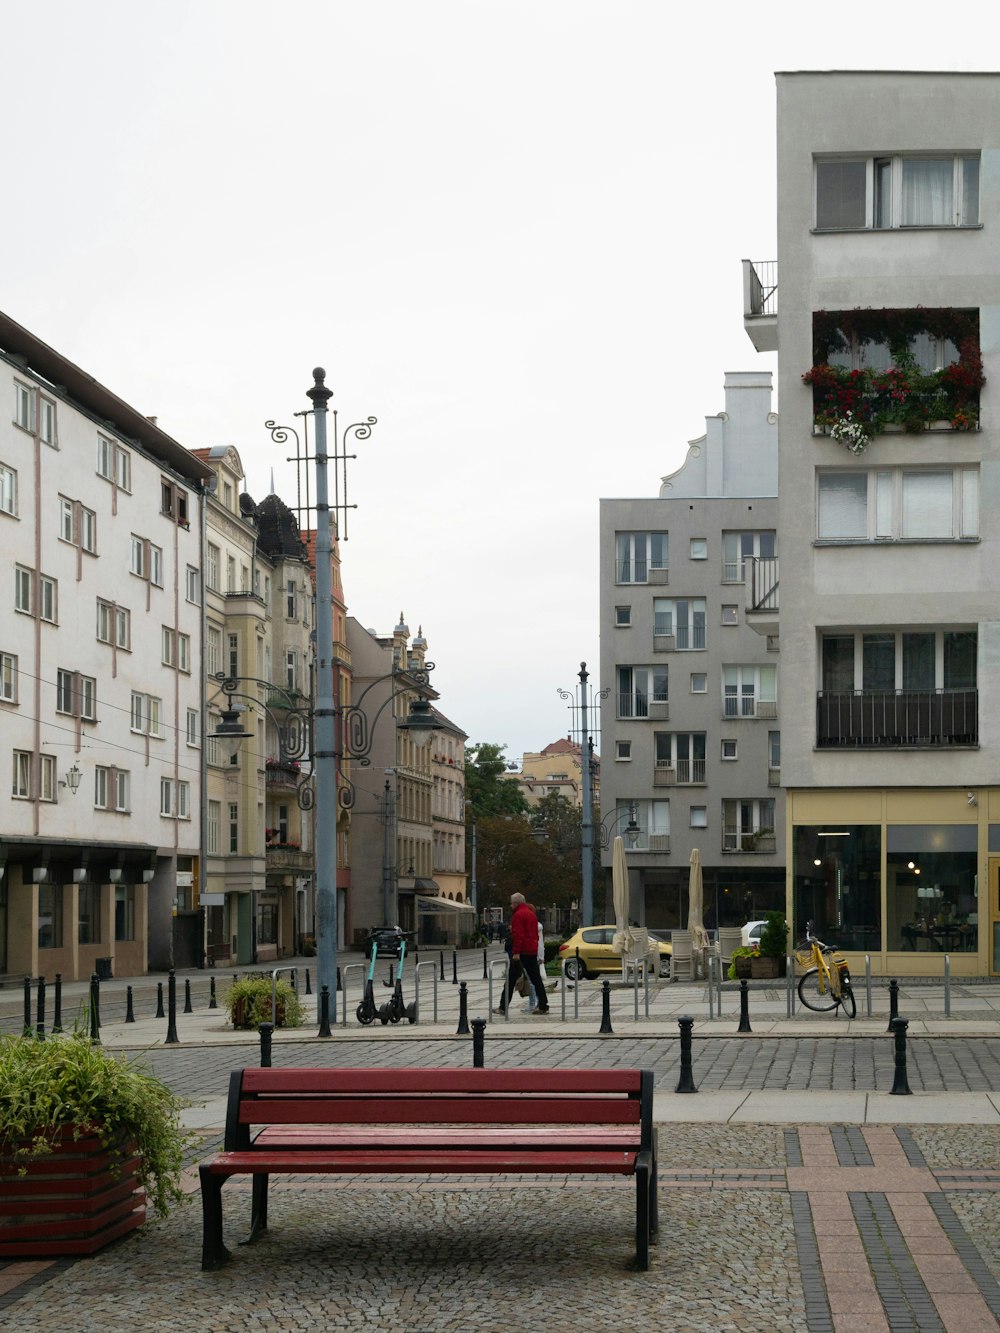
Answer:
xmin=244 ymin=1173 xmax=269 ymax=1244
xmin=650 ymin=1130 xmax=659 ymax=1241
xmin=634 ymin=1160 xmax=651 ymax=1271
xmin=200 ymin=1167 xmax=232 ymax=1271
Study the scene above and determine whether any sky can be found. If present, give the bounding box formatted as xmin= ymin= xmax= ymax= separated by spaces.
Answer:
xmin=1 ymin=1 xmax=991 ymax=767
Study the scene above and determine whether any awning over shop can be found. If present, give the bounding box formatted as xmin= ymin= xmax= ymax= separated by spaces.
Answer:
xmin=416 ymin=894 xmax=476 ymax=914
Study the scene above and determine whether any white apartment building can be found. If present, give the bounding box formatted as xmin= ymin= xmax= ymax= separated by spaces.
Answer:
xmin=0 ymin=311 xmax=211 ymax=981
xmin=599 ymin=373 xmax=785 ymax=932
xmin=743 ymin=71 xmax=1000 ymax=974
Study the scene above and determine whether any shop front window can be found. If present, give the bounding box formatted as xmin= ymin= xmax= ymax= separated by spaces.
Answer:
xmin=793 ymin=825 xmax=881 ymax=952
xmin=887 ymin=825 xmax=978 ymax=953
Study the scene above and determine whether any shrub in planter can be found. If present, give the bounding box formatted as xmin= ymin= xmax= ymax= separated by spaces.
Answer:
xmin=0 ymin=1033 xmax=192 ymax=1255
xmin=223 ymin=976 xmax=304 ymax=1029
xmin=759 ymin=911 xmax=789 ymax=959
xmin=727 ymin=946 xmax=757 ymax=981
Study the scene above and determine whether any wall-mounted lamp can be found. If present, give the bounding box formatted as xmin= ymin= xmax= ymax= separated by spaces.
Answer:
xmin=72 ymin=867 xmax=88 ymax=883
xmin=59 ymin=763 xmax=82 ymax=795
xmin=142 ymin=869 xmax=155 ymax=884
xmin=32 ymin=867 xmax=49 ymax=884
xmin=108 ymin=868 xmax=124 ymax=883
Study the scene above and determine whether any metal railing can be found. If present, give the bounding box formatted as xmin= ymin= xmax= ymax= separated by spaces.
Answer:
xmin=746 ymin=556 xmax=779 ymax=613
xmin=816 ymin=689 xmax=978 ymax=748
xmin=743 ymin=259 xmax=777 ymax=317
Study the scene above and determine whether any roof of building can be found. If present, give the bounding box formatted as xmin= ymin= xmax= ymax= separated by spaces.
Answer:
xmin=428 ymin=705 xmax=467 ymax=739
xmin=255 ymin=493 xmax=309 ymax=560
xmin=0 ymin=308 xmax=212 ymax=484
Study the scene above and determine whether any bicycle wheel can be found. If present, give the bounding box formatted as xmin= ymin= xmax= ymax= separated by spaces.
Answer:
xmin=838 ymin=978 xmax=857 ymax=1018
xmin=797 ymin=967 xmax=839 ymax=1012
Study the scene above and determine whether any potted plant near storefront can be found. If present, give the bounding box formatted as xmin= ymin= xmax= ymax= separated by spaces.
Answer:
xmin=728 ymin=946 xmax=756 ymax=980
xmin=224 ymin=975 xmax=304 ymax=1030
xmin=0 ymin=1032 xmax=191 ymax=1257
xmin=751 ymin=911 xmax=788 ymax=978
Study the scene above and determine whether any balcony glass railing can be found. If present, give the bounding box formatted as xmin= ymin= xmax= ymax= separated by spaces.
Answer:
xmin=816 ymin=690 xmax=978 ymax=748
xmin=675 ymin=625 xmax=706 ymax=651
xmin=618 ymin=692 xmax=668 ymax=719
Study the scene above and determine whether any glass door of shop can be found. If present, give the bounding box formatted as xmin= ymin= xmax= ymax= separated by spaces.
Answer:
xmin=990 ymin=858 xmax=1000 ymax=974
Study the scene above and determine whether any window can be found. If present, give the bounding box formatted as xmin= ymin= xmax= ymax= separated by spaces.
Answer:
xmin=38 ymin=884 xmax=63 ymax=949
xmin=690 ymin=806 xmax=708 ymax=828
xmin=160 ymin=778 xmax=173 ymax=816
xmin=162 ymin=628 xmax=176 ymax=666
xmin=207 ymin=801 xmax=221 ymax=855
xmin=39 ymin=754 xmax=56 ymax=801
xmin=654 ymin=598 xmax=706 ymax=650
xmin=206 ymin=543 xmax=220 ymax=591
xmin=115 ymin=885 xmax=136 ymax=941
xmin=721 ymin=739 xmax=738 ymax=760
xmin=286 ymin=579 xmax=297 ymax=618
xmin=97 ymin=436 xmax=131 ymax=490
xmin=723 ymin=665 xmax=777 ymax=718
xmin=131 ymin=536 xmax=163 ymax=583
xmin=18 ymin=569 xmax=57 ymax=622
xmin=14 ymin=380 xmax=33 ymax=431
xmin=617 ymin=665 xmax=668 ymax=718
xmin=161 ymin=480 xmax=189 ymax=527
xmin=721 ymin=605 xmax=739 ymax=626
xmin=227 ymin=555 xmax=236 ymax=593
xmin=177 ymin=781 xmax=190 ymax=819
xmin=615 ymin=605 xmax=631 ymax=627
xmin=207 ymin=624 xmax=222 ymax=675
xmin=769 ymin=731 xmax=781 ymax=769
xmin=690 ymin=673 xmax=707 ymax=693
xmin=56 ymin=670 xmax=97 ymax=721
xmin=689 ymin=538 xmax=707 ymax=560
xmin=38 ymin=397 xmax=57 ymax=447
xmin=229 ymin=803 xmax=239 ymax=853
xmin=186 ymin=709 xmax=198 ymax=746
xmin=655 ymin=732 xmax=706 ymax=783
xmin=78 ymin=884 xmax=99 ymax=945
xmin=0 ymin=462 xmax=16 ymax=515
xmin=617 ymin=798 xmax=669 ymax=849
xmin=821 ymin=629 xmax=977 ymax=693
xmin=206 ymin=730 xmax=222 ymax=766
xmin=818 ymin=467 xmax=978 ymax=542
xmin=39 ymin=575 xmax=56 ymax=623
xmin=815 ymin=154 xmax=980 ymax=230
xmin=615 ymin=740 xmax=632 ymax=761
xmin=15 ymin=566 xmax=31 ymax=613
xmin=723 ymin=531 xmax=776 ymax=582
xmin=228 ymin=633 xmax=239 ymax=677
xmin=185 ymin=566 xmax=200 ymax=603
xmin=59 ymin=498 xmax=96 ymax=552
xmin=223 ymin=481 xmax=233 ymax=510
xmin=97 ymin=599 xmax=131 ymax=649
xmin=95 ymin=766 xmax=129 ymax=812
xmin=0 ymin=651 xmax=16 ymax=703
xmin=131 ymin=692 xmax=162 ymax=737
xmin=12 ymin=750 xmax=31 ymax=797
xmin=723 ymin=798 xmax=775 ymax=850
xmin=286 ymin=650 xmax=299 ymax=692
xmin=615 ymin=531 xmax=668 ymax=583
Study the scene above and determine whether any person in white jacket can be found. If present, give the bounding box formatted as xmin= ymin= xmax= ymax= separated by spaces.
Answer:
xmin=526 ymin=918 xmax=546 ymax=1011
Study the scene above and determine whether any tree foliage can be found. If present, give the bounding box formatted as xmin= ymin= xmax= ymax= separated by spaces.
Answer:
xmin=464 ymin=743 xmax=528 ymax=820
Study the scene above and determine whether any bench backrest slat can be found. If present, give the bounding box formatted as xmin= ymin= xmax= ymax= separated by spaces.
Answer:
xmin=238 ymin=1098 xmax=642 ymax=1127
xmin=239 ymin=1068 xmax=643 ymax=1096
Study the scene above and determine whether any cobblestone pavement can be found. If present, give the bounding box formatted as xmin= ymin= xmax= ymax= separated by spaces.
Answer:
xmin=7 ymin=1125 xmax=1000 ymax=1331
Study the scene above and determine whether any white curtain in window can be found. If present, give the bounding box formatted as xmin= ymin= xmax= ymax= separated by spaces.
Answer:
xmin=902 ymin=472 xmax=951 ymax=537
xmin=902 ymin=159 xmax=952 ymax=225
xmin=818 ymin=473 xmax=867 ymax=538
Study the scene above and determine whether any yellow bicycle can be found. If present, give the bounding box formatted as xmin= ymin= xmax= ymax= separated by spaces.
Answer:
xmin=795 ymin=920 xmax=856 ymax=1017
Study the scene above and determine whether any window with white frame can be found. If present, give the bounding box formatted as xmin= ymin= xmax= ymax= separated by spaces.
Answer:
xmin=617 ymin=665 xmax=668 ymax=717
xmin=0 ymin=651 xmax=16 ymax=703
xmin=655 ymin=731 xmax=706 ymax=783
xmin=615 ymin=605 xmax=631 ymax=627
xmin=206 ymin=624 xmax=222 ymax=675
xmin=615 ymin=531 xmax=668 ymax=583
xmin=721 ymin=605 xmax=739 ymax=626
xmin=38 ymin=397 xmax=57 ymax=447
xmin=17 ymin=570 xmax=57 ymax=623
xmin=14 ymin=381 xmax=33 ymax=431
xmin=131 ymin=692 xmax=162 ymax=736
xmin=689 ymin=538 xmax=707 ymax=560
xmin=206 ymin=543 xmax=220 ymax=590
xmin=815 ymin=154 xmax=980 ymax=230
xmin=97 ymin=599 xmax=131 ymax=648
xmin=722 ymin=798 xmax=775 ymax=851
xmin=94 ymin=766 xmax=129 ymax=812
xmin=60 ymin=498 xmax=96 ymax=553
xmin=615 ymin=740 xmax=632 ymax=761
xmin=39 ymin=575 xmax=56 ymax=623
xmin=227 ymin=556 xmax=236 ymax=592
xmin=617 ymin=798 xmax=669 ymax=849
xmin=821 ymin=628 xmax=977 ymax=694
xmin=186 ymin=708 xmax=198 ymax=746
xmin=690 ymin=673 xmax=707 ymax=693
xmin=160 ymin=479 xmax=189 ymax=527
xmin=721 ymin=739 xmax=738 ymax=760
xmin=185 ymin=566 xmax=200 ymax=603
xmin=229 ymin=802 xmax=239 ymax=853
xmin=769 ymin=731 xmax=781 ymax=769
xmin=160 ymin=778 xmax=174 ymax=816
xmin=228 ymin=633 xmax=239 ymax=677
xmin=97 ymin=435 xmax=132 ymax=489
xmin=207 ymin=800 xmax=221 ymax=854
xmin=177 ymin=780 xmax=190 ymax=819
xmin=12 ymin=750 xmax=31 ymax=798
xmin=159 ymin=778 xmax=189 ymax=818
xmin=723 ymin=531 xmax=776 ymax=582
xmin=162 ymin=628 xmax=176 ymax=666
xmin=15 ymin=566 xmax=31 ymax=614
xmin=285 ymin=650 xmax=299 ymax=691
xmin=654 ymin=598 xmax=706 ymax=650
xmin=723 ymin=665 xmax=777 ymax=718
xmin=690 ymin=806 xmax=708 ymax=828
xmin=56 ymin=669 xmax=96 ymax=721
xmin=178 ymin=632 xmax=190 ymax=672
xmin=286 ymin=579 xmax=297 ymax=618
xmin=39 ymin=754 xmax=56 ymax=802
xmin=818 ymin=467 xmax=979 ymax=542
xmin=0 ymin=462 xmax=16 ymax=516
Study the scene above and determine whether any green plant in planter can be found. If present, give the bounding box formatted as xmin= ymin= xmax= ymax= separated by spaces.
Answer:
xmin=758 ymin=911 xmax=789 ymax=960
xmin=0 ymin=1032 xmax=193 ymax=1217
xmin=726 ymin=945 xmax=757 ymax=981
xmin=223 ymin=976 xmax=304 ymax=1029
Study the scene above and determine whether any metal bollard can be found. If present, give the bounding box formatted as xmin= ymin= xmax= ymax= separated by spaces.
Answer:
xmin=865 ymin=956 xmax=873 ymax=1019
xmin=305 ymin=968 xmax=312 ymax=996
xmin=336 ymin=967 xmax=342 ymax=993
xmin=886 ymin=977 xmax=899 ymax=1033
xmin=156 ymin=981 xmax=165 ymax=1019
xmin=439 ymin=951 xmax=445 ymax=982
xmin=165 ymin=970 xmax=179 ymax=1044
xmin=676 ymin=1015 xmax=697 ymax=1093
xmin=125 ymin=985 xmax=135 ymax=1024
xmin=53 ymin=973 xmax=63 ymax=1034
xmin=36 ymin=975 xmax=46 ymax=1041
xmin=471 ymin=1017 xmax=486 ymax=1068
xmin=456 ymin=981 xmax=470 ymax=1035
xmin=889 ymin=1016 xmax=912 ymax=1095
xmin=90 ymin=974 xmax=101 ymax=1044
xmin=452 ymin=949 xmax=458 ymax=985
xmin=23 ymin=975 xmax=31 ymax=1036
xmin=209 ymin=975 xmax=217 ymax=1010
xmin=708 ymin=955 xmax=715 ymax=1021
xmin=482 ymin=947 xmax=488 ymax=980
xmin=184 ymin=978 xmax=193 ymax=1014
xmin=737 ymin=979 xmax=752 ymax=1033
xmin=259 ymin=1021 xmax=274 ymax=1068
xmin=944 ymin=955 xmax=951 ymax=1018
xmin=318 ymin=985 xmax=332 ymax=1037
xmin=599 ymin=979 xmax=614 ymax=1035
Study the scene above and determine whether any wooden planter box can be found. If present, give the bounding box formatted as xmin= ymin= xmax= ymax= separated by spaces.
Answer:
xmin=750 ymin=956 xmax=785 ymax=979
xmin=0 ymin=1129 xmax=145 ymax=1257
xmin=230 ymin=996 xmax=286 ymax=1030
xmin=733 ymin=956 xmax=753 ymax=979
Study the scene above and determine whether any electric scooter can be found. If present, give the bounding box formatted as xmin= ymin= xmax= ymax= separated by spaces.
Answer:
xmin=378 ymin=932 xmax=417 ymax=1025
xmin=356 ymin=936 xmax=380 ymax=1025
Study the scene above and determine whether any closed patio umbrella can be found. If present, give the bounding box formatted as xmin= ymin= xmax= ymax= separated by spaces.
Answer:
xmin=687 ymin=847 xmax=710 ymax=951
xmin=611 ymin=836 xmax=633 ymax=954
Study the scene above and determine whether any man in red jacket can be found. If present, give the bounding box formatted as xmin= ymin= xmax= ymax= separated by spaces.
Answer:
xmin=495 ymin=892 xmax=549 ymax=1016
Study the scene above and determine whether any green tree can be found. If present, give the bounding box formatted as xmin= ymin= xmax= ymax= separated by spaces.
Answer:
xmin=464 ymin=743 xmax=528 ymax=820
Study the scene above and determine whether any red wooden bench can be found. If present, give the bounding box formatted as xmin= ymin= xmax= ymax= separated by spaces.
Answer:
xmin=199 ymin=1067 xmax=657 ymax=1271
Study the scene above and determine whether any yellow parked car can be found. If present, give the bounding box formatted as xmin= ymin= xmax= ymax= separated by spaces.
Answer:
xmin=558 ymin=927 xmax=672 ymax=980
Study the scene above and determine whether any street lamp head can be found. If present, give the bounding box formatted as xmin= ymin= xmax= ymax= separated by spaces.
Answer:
xmin=398 ymin=695 xmax=436 ymax=749
xmin=212 ymin=706 xmax=253 ymax=744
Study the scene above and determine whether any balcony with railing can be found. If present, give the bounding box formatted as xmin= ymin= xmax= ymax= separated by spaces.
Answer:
xmin=722 ymin=827 xmax=777 ymax=855
xmin=618 ymin=692 xmax=669 ymax=720
xmin=266 ymin=844 xmax=313 ymax=874
xmin=617 ymin=559 xmax=668 ymax=586
xmin=744 ymin=556 xmax=779 ymax=636
xmin=723 ymin=695 xmax=778 ymax=721
xmin=816 ymin=690 xmax=978 ymax=748
xmin=742 ymin=259 xmax=777 ymax=352
xmin=653 ymin=759 xmax=706 ymax=787
xmin=265 ymin=759 xmax=302 ymax=790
